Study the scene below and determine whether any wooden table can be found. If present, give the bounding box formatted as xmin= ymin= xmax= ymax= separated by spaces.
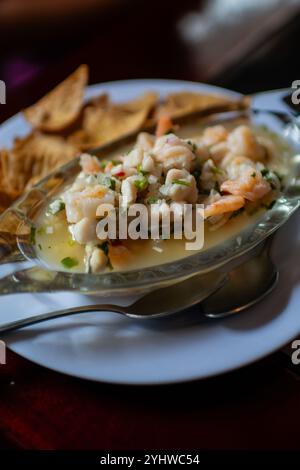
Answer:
xmin=1 ymin=1 xmax=300 ymax=453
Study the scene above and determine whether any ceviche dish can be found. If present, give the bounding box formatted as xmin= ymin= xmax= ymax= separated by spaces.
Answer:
xmin=36 ymin=121 xmax=288 ymax=273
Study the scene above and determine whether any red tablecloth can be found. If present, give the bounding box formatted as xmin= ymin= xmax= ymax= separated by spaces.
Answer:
xmin=1 ymin=348 xmax=300 ymax=450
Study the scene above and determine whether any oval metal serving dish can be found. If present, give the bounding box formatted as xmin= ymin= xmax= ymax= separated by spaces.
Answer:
xmin=0 ymin=106 xmax=299 ymax=297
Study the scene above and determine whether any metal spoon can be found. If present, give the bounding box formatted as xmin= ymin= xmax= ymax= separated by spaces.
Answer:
xmin=0 ymin=270 xmax=228 ymax=334
xmin=201 ymin=238 xmax=279 ymax=318
xmin=0 ymin=238 xmax=279 ymax=334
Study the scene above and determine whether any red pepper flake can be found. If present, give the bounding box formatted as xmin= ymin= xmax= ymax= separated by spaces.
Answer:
xmin=115 ymin=171 xmax=126 ymax=178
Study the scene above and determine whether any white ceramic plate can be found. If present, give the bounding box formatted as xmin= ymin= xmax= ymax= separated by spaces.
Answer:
xmin=1 ymin=79 xmax=300 ymax=385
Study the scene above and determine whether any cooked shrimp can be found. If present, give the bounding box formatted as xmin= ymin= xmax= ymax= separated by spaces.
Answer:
xmin=201 ymin=125 xmax=228 ymax=146
xmin=227 ymin=125 xmax=266 ymax=161
xmin=153 ymin=134 xmax=195 ymax=171
xmin=200 ymin=158 xmax=227 ymax=191
xmin=155 ymin=115 xmax=174 ymax=137
xmin=63 ymin=186 xmax=115 ymax=223
xmin=204 ymin=195 xmax=245 ymax=218
xmin=162 ymin=168 xmax=198 ymax=203
xmin=209 ymin=141 xmax=229 ymax=163
xmin=221 ymin=167 xmax=271 ymax=202
xmin=221 ymin=155 xmax=255 ymax=177
xmin=135 ymin=132 xmax=155 ymax=151
xmin=80 ymin=153 xmax=102 ymax=174
xmin=123 ymin=148 xmax=144 ymax=168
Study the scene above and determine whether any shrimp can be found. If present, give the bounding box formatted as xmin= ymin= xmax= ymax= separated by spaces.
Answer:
xmin=200 ymin=159 xmax=227 ymax=191
xmin=135 ymin=132 xmax=155 ymax=151
xmin=64 ymin=186 xmax=115 ymax=223
xmin=204 ymin=195 xmax=245 ymax=218
xmin=80 ymin=153 xmax=102 ymax=174
xmin=153 ymin=134 xmax=195 ymax=171
xmin=162 ymin=168 xmax=198 ymax=203
xmin=155 ymin=115 xmax=174 ymax=137
xmin=227 ymin=125 xmax=266 ymax=161
xmin=221 ymin=155 xmax=255 ymax=178
xmin=221 ymin=167 xmax=271 ymax=202
xmin=201 ymin=125 xmax=228 ymax=146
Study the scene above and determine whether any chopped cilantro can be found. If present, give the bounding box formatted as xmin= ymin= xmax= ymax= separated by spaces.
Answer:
xmin=98 ymin=174 xmax=116 ymax=190
xmin=137 ymin=164 xmax=148 ymax=176
xmin=171 ymin=179 xmax=191 ymax=187
xmin=106 ymin=177 xmax=116 ymax=190
xmin=30 ymin=227 xmax=36 ymax=245
xmin=38 ymin=244 xmax=42 ymax=250
xmin=134 ymin=176 xmax=148 ymax=191
xmin=147 ymin=196 xmax=158 ymax=204
xmin=211 ymin=165 xmax=224 ymax=176
xmin=61 ymin=257 xmax=78 ymax=269
xmin=251 ymin=172 xmax=256 ymax=178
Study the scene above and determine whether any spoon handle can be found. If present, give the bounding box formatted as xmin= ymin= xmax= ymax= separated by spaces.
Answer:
xmin=0 ymin=304 xmax=126 ymax=335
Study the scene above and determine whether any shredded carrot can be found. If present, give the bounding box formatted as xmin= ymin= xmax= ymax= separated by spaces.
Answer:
xmin=155 ymin=114 xmax=174 ymax=137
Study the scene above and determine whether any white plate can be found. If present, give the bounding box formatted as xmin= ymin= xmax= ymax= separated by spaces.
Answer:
xmin=1 ymin=79 xmax=300 ymax=385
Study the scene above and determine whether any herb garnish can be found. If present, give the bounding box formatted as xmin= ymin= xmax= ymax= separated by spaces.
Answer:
xmin=147 ymin=196 xmax=158 ymax=204
xmin=171 ymin=179 xmax=191 ymax=187
xmin=30 ymin=227 xmax=36 ymax=245
xmin=61 ymin=257 xmax=79 ymax=269
xmin=134 ymin=176 xmax=148 ymax=191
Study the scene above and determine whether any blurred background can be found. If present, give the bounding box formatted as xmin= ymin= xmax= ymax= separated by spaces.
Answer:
xmin=1 ymin=0 xmax=300 ymax=120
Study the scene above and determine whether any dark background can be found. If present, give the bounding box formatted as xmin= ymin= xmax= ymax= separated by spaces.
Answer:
xmin=1 ymin=0 xmax=300 ymax=122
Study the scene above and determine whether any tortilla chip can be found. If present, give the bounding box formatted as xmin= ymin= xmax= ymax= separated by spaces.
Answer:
xmin=0 ymin=133 xmax=78 ymax=202
xmin=23 ymin=65 xmax=88 ymax=132
xmin=69 ymin=92 xmax=158 ymax=150
xmin=154 ymin=91 xmax=244 ymax=120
